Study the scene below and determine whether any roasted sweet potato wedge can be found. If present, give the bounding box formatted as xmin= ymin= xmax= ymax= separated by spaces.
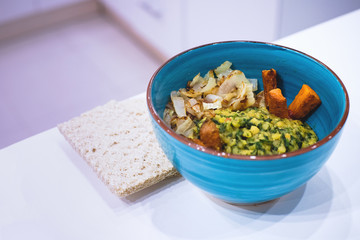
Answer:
xmin=268 ymin=88 xmax=289 ymax=119
xmin=262 ymin=69 xmax=277 ymax=107
xmin=200 ymin=119 xmax=222 ymax=151
xmin=288 ymin=84 xmax=321 ymax=120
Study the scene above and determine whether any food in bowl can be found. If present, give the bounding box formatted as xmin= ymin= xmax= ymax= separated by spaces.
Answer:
xmin=198 ymin=107 xmax=318 ymax=155
xmin=163 ymin=61 xmax=320 ymax=156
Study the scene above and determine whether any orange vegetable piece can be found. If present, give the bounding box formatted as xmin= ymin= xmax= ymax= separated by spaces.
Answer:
xmin=288 ymin=84 xmax=321 ymax=120
xmin=199 ymin=119 xmax=222 ymax=151
xmin=262 ymin=69 xmax=277 ymax=107
xmin=268 ymin=88 xmax=289 ymax=119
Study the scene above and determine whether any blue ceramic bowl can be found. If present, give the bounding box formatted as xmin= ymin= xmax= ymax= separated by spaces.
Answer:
xmin=146 ymin=41 xmax=349 ymax=204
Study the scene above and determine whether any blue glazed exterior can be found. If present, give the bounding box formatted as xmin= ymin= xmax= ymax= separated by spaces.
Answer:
xmin=147 ymin=41 xmax=349 ymax=204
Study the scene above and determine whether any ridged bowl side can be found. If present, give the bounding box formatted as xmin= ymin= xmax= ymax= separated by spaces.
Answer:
xmin=150 ymin=116 xmax=343 ymax=204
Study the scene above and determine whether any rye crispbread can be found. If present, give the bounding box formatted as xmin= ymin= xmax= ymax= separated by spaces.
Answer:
xmin=58 ymin=98 xmax=178 ymax=197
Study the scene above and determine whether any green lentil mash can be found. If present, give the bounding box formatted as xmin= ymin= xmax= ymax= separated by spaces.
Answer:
xmin=193 ymin=107 xmax=318 ymax=156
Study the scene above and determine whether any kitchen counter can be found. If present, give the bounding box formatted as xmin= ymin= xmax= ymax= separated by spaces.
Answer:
xmin=1 ymin=9 xmax=360 ymax=240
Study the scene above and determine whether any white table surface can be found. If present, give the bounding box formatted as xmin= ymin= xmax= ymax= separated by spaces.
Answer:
xmin=1 ymin=9 xmax=360 ymax=240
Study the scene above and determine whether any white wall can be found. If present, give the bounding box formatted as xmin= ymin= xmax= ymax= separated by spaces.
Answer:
xmin=0 ymin=0 xmax=90 ymax=24
xmin=0 ymin=0 xmax=34 ymax=23
xmin=279 ymin=0 xmax=360 ymax=38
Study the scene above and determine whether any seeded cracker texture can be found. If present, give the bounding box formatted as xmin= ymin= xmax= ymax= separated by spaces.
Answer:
xmin=58 ymin=98 xmax=179 ymax=197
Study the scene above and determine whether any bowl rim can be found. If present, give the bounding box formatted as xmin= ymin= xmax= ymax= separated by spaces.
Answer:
xmin=146 ymin=40 xmax=350 ymax=161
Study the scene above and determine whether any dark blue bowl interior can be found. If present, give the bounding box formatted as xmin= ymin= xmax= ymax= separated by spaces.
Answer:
xmin=151 ymin=41 xmax=347 ymax=141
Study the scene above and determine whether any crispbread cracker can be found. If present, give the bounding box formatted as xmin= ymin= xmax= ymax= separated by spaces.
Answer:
xmin=58 ymin=97 xmax=178 ymax=197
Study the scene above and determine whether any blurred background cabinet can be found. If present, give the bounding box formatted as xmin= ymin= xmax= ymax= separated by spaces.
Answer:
xmin=1 ymin=0 xmax=359 ymax=58
xmin=102 ymin=0 xmax=184 ymax=58
xmin=101 ymin=0 xmax=360 ymax=58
